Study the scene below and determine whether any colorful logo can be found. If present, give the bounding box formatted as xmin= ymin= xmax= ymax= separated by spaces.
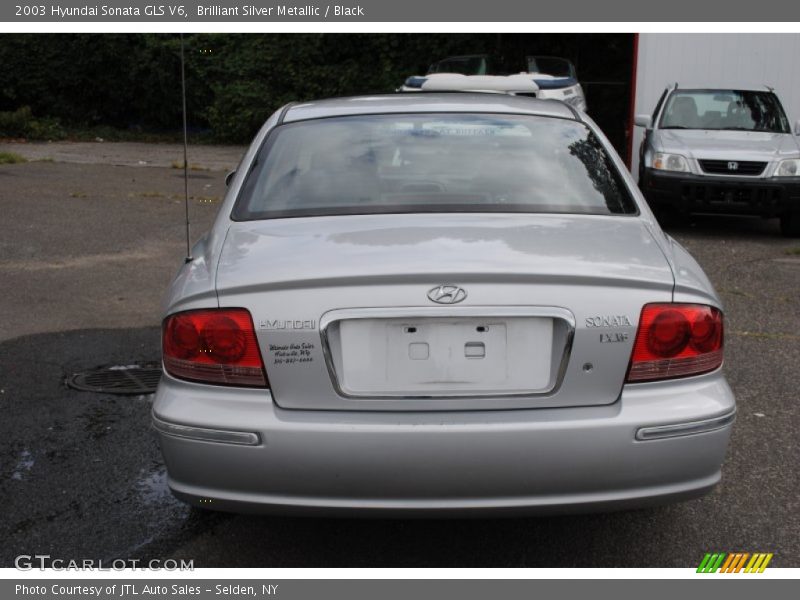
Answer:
xmin=697 ymin=553 xmax=773 ymax=573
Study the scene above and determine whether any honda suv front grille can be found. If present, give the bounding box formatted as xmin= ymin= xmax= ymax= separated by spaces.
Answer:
xmin=699 ymin=160 xmax=767 ymax=176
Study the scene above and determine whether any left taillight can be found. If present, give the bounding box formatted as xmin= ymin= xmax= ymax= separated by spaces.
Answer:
xmin=162 ymin=308 xmax=268 ymax=387
xmin=626 ymin=303 xmax=724 ymax=383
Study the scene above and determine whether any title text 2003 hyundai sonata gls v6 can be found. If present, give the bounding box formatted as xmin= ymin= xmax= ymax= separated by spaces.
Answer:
xmin=153 ymin=94 xmax=735 ymax=516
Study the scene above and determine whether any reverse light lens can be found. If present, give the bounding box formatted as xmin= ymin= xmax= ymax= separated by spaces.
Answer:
xmin=774 ymin=158 xmax=800 ymax=177
xmin=627 ymin=303 xmax=723 ymax=383
xmin=163 ymin=308 xmax=267 ymax=387
xmin=653 ymin=152 xmax=689 ymax=173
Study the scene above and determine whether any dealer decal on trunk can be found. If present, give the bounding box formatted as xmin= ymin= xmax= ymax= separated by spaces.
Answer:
xmin=269 ymin=342 xmax=316 ymax=366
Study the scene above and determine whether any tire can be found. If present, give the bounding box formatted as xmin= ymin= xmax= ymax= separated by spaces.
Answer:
xmin=780 ymin=212 xmax=800 ymax=237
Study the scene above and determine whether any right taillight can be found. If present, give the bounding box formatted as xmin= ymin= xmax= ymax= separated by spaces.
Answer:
xmin=162 ymin=308 xmax=268 ymax=387
xmin=626 ymin=303 xmax=723 ymax=383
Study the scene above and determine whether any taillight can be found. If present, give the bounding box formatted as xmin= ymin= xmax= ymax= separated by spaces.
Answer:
xmin=626 ymin=303 xmax=723 ymax=383
xmin=162 ymin=308 xmax=268 ymax=387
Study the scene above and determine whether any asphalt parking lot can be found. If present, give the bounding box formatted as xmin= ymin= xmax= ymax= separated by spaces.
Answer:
xmin=1 ymin=143 xmax=798 ymax=568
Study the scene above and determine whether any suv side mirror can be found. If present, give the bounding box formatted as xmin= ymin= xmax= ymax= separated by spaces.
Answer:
xmin=225 ymin=170 xmax=236 ymax=187
xmin=795 ymin=120 xmax=800 ymax=135
xmin=634 ymin=114 xmax=652 ymax=128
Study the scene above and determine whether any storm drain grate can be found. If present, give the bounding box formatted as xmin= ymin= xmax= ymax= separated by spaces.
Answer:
xmin=67 ymin=362 xmax=162 ymax=395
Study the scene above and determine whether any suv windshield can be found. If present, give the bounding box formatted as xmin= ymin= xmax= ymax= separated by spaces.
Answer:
xmin=660 ymin=89 xmax=790 ymax=133
xmin=233 ymin=113 xmax=637 ymax=221
xmin=526 ymin=56 xmax=575 ymax=78
xmin=428 ymin=56 xmax=488 ymax=75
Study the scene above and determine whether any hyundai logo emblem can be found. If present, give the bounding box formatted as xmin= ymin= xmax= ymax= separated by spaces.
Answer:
xmin=427 ymin=285 xmax=467 ymax=304
xmin=727 ymin=161 xmax=739 ymax=171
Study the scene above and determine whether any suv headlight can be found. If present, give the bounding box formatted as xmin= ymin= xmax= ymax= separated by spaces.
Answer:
xmin=653 ymin=152 xmax=689 ymax=173
xmin=774 ymin=159 xmax=800 ymax=177
xmin=565 ymin=95 xmax=587 ymax=111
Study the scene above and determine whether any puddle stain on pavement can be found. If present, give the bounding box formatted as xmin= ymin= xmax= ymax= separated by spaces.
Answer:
xmin=10 ymin=449 xmax=35 ymax=480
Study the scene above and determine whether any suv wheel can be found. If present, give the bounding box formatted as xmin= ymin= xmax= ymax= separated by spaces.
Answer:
xmin=780 ymin=212 xmax=800 ymax=237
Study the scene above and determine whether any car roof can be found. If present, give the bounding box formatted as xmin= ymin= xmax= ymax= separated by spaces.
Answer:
xmin=282 ymin=93 xmax=577 ymax=123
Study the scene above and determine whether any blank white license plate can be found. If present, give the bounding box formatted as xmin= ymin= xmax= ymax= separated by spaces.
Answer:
xmin=337 ymin=317 xmax=553 ymax=396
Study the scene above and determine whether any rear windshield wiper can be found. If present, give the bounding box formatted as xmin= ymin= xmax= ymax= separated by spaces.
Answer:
xmin=660 ymin=125 xmax=689 ymax=129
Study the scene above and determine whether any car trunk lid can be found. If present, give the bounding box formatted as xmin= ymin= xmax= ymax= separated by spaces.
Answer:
xmin=216 ymin=213 xmax=674 ymax=411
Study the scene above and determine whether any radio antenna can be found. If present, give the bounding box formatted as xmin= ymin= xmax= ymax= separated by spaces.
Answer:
xmin=180 ymin=33 xmax=192 ymax=263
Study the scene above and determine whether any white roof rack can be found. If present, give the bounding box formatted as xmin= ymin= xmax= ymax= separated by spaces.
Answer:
xmin=416 ymin=74 xmax=540 ymax=94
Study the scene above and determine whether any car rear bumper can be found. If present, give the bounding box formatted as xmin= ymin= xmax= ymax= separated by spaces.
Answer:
xmin=640 ymin=168 xmax=800 ymax=217
xmin=152 ymin=371 xmax=735 ymax=516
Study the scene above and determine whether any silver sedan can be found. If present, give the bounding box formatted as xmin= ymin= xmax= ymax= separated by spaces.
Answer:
xmin=153 ymin=93 xmax=735 ymax=516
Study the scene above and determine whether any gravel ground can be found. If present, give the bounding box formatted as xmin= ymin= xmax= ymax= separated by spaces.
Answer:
xmin=0 ymin=161 xmax=220 ymax=341
xmin=0 ymin=147 xmax=798 ymax=567
xmin=0 ymin=140 xmax=246 ymax=172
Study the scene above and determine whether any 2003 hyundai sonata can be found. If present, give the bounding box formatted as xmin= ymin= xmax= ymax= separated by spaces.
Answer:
xmin=153 ymin=93 xmax=735 ymax=515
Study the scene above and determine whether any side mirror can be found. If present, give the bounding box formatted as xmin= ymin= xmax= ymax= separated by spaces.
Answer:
xmin=634 ymin=114 xmax=652 ymax=128
xmin=225 ymin=170 xmax=236 ymax=187
xmin=795 ymin=120 xmax=800 ymax=135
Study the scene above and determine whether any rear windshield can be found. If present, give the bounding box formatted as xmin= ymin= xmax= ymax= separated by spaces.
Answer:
xmin=660 ymin=90 xmax=790 ymax=133
xmin=232 ymin=113 xmax=637 ymax=221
